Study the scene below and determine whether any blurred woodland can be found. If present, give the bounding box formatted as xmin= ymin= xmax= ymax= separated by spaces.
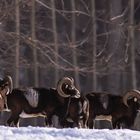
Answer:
xmin=0 ymin=0 xmax=140 ymax=126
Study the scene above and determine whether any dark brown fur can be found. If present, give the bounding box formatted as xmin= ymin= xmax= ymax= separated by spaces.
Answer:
xmin=5 ymin=87 xmax=81 ymax=127
xmin=85 ymin=92 xmax=140 ymax=129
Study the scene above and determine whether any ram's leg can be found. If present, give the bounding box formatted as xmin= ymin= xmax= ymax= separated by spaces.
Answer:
xmin=6 ymin=112 xmax=20 ymax=127
xmin=87 ymin=117 xmax=94 ymax=129
xmin=7 ymin=116 xmax=15 ymax=127
xmin=45 ymin=116 xmax=53 ymax=127
xmin=13 ymin=117 xmax=20 ymax=127
xmin=6 ymin=117 xmax=13 ymax=126
xmin=79 ymin=111 xmax=89 ymax=128
xmin=82 ymin=115 xmax=89 ymax=128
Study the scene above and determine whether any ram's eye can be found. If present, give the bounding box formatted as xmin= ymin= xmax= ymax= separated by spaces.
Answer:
xmin=134 ymin=97 xmax=137 ymax=102
xmin=65 ymin=84 xmax=69 ymax=88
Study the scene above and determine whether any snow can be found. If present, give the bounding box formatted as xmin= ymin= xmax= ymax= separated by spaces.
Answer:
xmin=0 ymin=126 xmax=140 ymax=140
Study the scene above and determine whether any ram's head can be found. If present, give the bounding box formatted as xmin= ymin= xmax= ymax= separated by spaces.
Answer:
xmin=57 ymin=77 xmax=80 ymax=98
xmin=123 ymin=89 xmax=140 ymax=107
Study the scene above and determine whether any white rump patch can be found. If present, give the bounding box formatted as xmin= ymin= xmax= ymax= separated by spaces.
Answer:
xmin=24 ymin=88 xmax=39 ymax=108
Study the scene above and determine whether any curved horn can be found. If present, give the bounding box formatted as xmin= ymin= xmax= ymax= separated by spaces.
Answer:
xmin=123 ymin=89 xmax=140 ymax=107
xmin=69 ymin=77 xmax=74 ymax=85
xmin=3 ymin=75 xmax=13 ymax=94
xmin=57 ymin=77 xmax=73 ymax=98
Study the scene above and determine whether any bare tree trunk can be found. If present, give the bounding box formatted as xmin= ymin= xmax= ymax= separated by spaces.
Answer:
xmin=91 ymin=0 xmax=97 ymax=90
xmin=71 ymin=0 xmax=80 ymax=89
xmin=129 ymin=0 xmax=136 ymax=88
xmin=51 ymin=0 xmax=59 ymax=85
xmin=15 ymin=0 xmax=20 ymax=88
xmin=107 ymin=0 xmax=123 ymax=95
xmin=31 ymin=0 xmax=39 ymax=87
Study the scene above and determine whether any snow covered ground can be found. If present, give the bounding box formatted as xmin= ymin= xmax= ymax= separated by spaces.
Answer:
xmin=0 ymin=126 xmax=140 ymax=140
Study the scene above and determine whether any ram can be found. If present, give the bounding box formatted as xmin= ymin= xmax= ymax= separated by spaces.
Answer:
xmin=0 ymin=76 xmax=82 ymax=127
xmin=85 ymin=90 xmax=140 ymax=129
xmin=112 ymin=90 xmax=140 ymax=129
xmin=60 ymin=95 xmax=89 ymax=128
